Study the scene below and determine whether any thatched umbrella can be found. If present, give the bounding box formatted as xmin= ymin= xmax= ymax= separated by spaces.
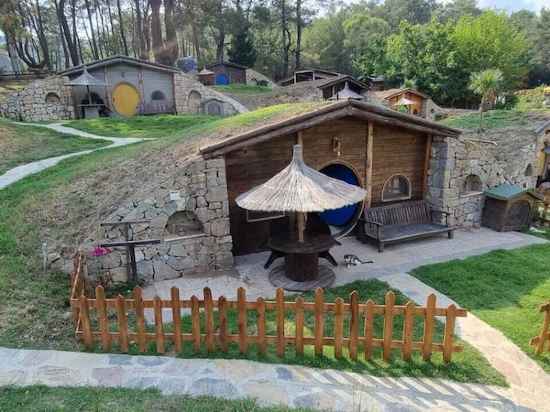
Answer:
xmin=66 ymin=66 xmax=107 ymax=106
xmin=236 ymin=144 xmax=367 ymax=242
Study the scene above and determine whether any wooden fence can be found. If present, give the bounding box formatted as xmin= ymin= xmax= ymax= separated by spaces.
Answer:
xmin=530 ymin=302 xmax=550 ymax=355
xmin=70 ymin=256 xmax=467 ymax=363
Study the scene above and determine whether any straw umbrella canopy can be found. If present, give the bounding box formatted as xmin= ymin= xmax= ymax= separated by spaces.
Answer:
xmin=236 ymin=144 xmax=367 ymax=241
xmin=66 ymin=66 xmax=107 ymax=105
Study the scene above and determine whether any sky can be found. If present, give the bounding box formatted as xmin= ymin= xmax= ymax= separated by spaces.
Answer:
xmin=476 ymin=0 xmax=548 ymax=13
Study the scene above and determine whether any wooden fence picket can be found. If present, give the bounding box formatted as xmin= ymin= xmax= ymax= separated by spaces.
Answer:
xmin=69 ymin=258 xmax=468 ymax=364
xmin=531 ymin=302 xmax=550 ymax=355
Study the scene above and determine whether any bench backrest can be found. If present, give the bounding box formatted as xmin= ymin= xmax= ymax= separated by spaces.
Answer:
xmin=365 ymin=200 xmax=431 ymax=225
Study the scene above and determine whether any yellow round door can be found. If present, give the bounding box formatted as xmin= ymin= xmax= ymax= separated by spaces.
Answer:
xmin=112 ymin=83 xmax=140 ymax=117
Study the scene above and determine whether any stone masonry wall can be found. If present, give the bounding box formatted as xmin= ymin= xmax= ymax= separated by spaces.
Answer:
xmin=86 ymin=156 xmax=233 ymax=284
xmin=0 ymin=76 xmax=74 ymax=121
xmin=173 ymin=72 xmax=248 ymax=115
xmin=427 ymin=128 xmax=540 ymax=228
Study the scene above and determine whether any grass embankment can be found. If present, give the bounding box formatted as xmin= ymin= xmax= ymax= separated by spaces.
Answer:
xmin=440 ymin=110 xmax=531 ymax=130
xmin=412 ymin=244 xmax=550 ymax=373
xmin=66 ymin=114 xmax=217 ymax=138
xmin=0 ymin=119 xmax=110 ymax=175
xmin=213 ymin=84 xmax=273 ymax=94
xmin=0 ymin=103 xmax=326 ymax=350
xmin=0 ymin=386 xmax=313 ymax=412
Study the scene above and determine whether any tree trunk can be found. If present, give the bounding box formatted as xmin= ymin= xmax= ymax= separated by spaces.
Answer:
xmin=295 ymin=0 xmax=302 ymax=70
xmin=281 ymin=0 xmax=291 ymax=78
xmin=116 ymin=0 xmax=129 ymax=55
xmin=163 ymin=0 xmax=179 ymax=65
xmin=150 ymin=0 xmax=164 ymax=62
xmin=84 ymin=0 xmax=100 ymax=59
xmin=58 ymin=0 xmax=80 ymax=66
xmin=134 ymin=0 xmax=147 ymax=59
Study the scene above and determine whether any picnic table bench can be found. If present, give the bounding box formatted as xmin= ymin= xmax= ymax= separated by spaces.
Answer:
xmin=359 ymin=200 xmax=455 ymax=252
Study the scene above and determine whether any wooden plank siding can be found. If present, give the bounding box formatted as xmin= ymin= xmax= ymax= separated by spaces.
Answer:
xmin=225 ymin=117 xmax=429 ymax=255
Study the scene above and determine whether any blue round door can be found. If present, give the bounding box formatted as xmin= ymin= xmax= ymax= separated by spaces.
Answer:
xmin=215 ymin=73 xmax=229 ymax=85
xmin=319 ymin=164 xmax=361 ymax=226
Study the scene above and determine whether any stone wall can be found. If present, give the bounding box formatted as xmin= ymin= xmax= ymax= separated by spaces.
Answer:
xmin=173 ymin=72 xmax=248 ymax=115
xmin=86 ymin=156 xmax=233 ymax=284
xmin=427 ymin=127 xmax=541 ymax=227
xmin=0 ymin=76 xmax=74 ymax=121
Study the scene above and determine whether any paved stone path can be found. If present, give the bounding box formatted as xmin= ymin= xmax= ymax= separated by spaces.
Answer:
xmin=0 ymin=122 xmax=145 ymax=190
xmin=0 ymin=347 xmax=531 ymax=411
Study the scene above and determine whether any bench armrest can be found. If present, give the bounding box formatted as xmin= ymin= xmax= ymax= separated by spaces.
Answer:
xmin=431 ymin=209 xmax=450 ymax=226
xmin=362 ymin=217 xmax=384 ymax=239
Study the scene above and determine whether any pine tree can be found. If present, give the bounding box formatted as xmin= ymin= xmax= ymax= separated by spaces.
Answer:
xmin=227 ymin=24 xmax=257 ymax=67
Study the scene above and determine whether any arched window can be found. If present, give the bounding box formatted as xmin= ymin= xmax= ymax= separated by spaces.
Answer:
xmin=45 ymin=92 xmax=61 ymax=104
xmin=151 ymin=90 xmax=166 ymax=101
xmin=187 ymin=90 xmax=202 ymax=114
xmin=382 ymin=175 xmax=411 ymax=202
xmin=462 ymin=174 xmax=483 ymax=194
xmin=525 ymin=164 xmax=534 ymax=177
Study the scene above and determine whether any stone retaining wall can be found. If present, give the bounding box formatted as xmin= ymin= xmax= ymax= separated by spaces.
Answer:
xmin=0 ymin=76 xmax=74 ymax=121
xmin=86 ymin=156 xmax=233 ymax=284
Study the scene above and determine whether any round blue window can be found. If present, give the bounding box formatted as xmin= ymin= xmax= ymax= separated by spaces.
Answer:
xmin=319 ymin=164 xmax=361 ymax=226
xmin=215 ymin=73 xmax=229 ymax=85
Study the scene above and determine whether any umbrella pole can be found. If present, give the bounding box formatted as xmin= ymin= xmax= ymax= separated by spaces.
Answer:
xmin=297 ymin=212 xmax=305 ymax=243
xmin=87 ymin=85 xmax=92 ymax=105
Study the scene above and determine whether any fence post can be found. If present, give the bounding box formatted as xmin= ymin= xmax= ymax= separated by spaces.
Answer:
xmin=153 ymin=296 xmax=164 ymax=354
xmin=422 ymin=294 xmax=436 ymax=361
xmin=257 ymin=297 xmax=266 ymax=355
xmin=334 ymin=298 xmax=344 ymax=358
xmin=238 ymin=287 xmax=248 ymax=354
xmin=443 ymin=304 xmax=457 ymax=363
xmin=218 ymin=296 xmax=228 ymax=352
xmin=276 ymin=288 xmax=285 ymax=357
xmin=134 ymin=287 xmax=146 ymax=353
xmin=295 ymin=296 xmax=304 ymax=356
xmin=79 ymin=295 xmax=93 ymax=348
xmin=364 ymin=299 xmax=374 ymax=361
xmin=535 ymin=305 xmax=550 ymax=355
xmin=96 ymin=286 xmax=111 ymax=351
xmin=171 ymin=287 xmax=182 ymax=353
xmin=116 ymin=295 xmax=129 ymax=353
xmin=191 ymin=295 xmax=201 ymax=352
xmin=349 ymin=291 xmax=359 ymax=361
xmin=314 ymin=288 xmax=324 ymax=356
xmin=402 ymin=301 xmax=415 ymax=361
xmin=204 ymin=288 xmax=215 ymax=353
xmin=383 ymin=291 xmax=395 ymax=362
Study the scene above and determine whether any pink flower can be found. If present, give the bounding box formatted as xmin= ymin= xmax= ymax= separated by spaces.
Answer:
xmin=91 ymin=246 xmax=112 ymax=257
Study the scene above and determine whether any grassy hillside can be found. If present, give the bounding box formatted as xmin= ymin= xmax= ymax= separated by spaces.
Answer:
xmin=213 ymin=84 xmax=273 ymax=94
xmin=0 ymin=119 xmax=110 ymax=175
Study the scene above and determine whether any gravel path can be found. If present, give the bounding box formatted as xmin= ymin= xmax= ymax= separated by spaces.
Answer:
xmin=0 ymin=122 xmax=145 ymax=190
xmin=0 ymin=347 xmax=526 ymax=411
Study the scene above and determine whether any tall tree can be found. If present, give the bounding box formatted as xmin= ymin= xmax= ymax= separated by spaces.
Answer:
xmin=227 ymin=21 xmax=257 ymax=66
xmin=116 ymin=0 xmax=129 ymax=55
xmin=469 ymin=69 xmax=503 ymax=130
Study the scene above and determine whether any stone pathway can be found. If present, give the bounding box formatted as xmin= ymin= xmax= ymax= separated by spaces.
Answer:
xmin=0 ymin=122 xmax=145 ymax=190
xmin=0 ymin=347 xmax=531 ymax=411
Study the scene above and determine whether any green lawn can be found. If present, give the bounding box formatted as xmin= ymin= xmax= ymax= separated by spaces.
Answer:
xmin=440 ymin=110 xmax=531 ymax=130
xmin=0 ymin=119 xmax=110 ymax=175
xmin=0 ymin=386 xmax=313 ymax=412
xmin=411 ymin=244 xmax=550 ymax=373
xmin=213 ymin=84 xmax=273 ymax=94
xmin=66 ymin=114 xmax=218 ymax=138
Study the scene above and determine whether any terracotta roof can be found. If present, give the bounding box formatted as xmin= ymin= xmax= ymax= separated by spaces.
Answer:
xmin=200 ymin=99 xmax=461 ymax=158
xmin=373 ymin=88 xmax=430 ymax=101
xmin=58 ymin=55 xmax=180 ymax=76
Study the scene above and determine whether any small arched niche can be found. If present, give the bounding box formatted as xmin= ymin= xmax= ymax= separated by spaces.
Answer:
xmin=151 ymin=90 xmax=166 ymax=101
xmin=462 ymin=174 xmax=483 ymax=195
xmin=382 ymin=175 xmax=411 ymax=202
xmin=45 ymin=92 xmax=61 ymax=104
xmin=525 ymin=164 xmax=534 ymax=177
xmin=187 ymin=90 xmax=202 ymax=114
xmin=164 ymin=211 xmax=204 ymax=238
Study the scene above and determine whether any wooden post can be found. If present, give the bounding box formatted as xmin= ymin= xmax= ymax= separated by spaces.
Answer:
xmin=365 ymin=122 xmax=374 ymax=207
xmin=276 ymin=288 xmax=285 ymax=357
xmin=153 ymin=296 xmax=164 ymax=354
xmin=297 ymin=212 xmax=305 ymax=243
xmin=79 ymin=295 xmax=93 ymax=349
xmin=218 ymin=296 xmax=228 ymax=352
xmin=171 ymin=287 xmax=182 ymax=353
xmin=191 ymin=295 xmax=201 ymax=352
xmin=295 ymin=296 xmax=304 ymax=356
xmin=314 ymin=288 xmax=324 ymax=356
xmin=443 ymin=304 xmax=457 ymax=363
xmin=238 ymin=287 xmax=248 ymax=354
xmin=334 ymin=298 xmax=344 ymax=358
xmin=204 ymin=288 xmax=215 ymax=353
xmin=349 ymin=291 xmax=359 ymax=360
xmin=536 ymin=306 xmax=550 ymax=355
xmin=364 ymin=300 xmax=374 ymax=361
xmin=423 ymin=135 xmax=433 ymax=198
xmin=257 ymin=297 xmax=267 ymax=355
xmin=422 ymin=294 xmax=436 ymax=361
xmin=134 ymin=287 xmax=146 ymax=353
xmin=383 ymin=292 xmax=395 ymax=362
xmin=402 ymin=301 xmax=415 ymax=361
xmin=116 ymin=295 xmax=129 ymax=353
xmin=96 ymin=286 xmax=111 ymax=351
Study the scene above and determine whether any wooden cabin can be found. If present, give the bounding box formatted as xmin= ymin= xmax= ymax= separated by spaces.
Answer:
xmin=201 ymin=100 xmax=460 ymax=255
xmin=206 ymin=62 xmax=247 ymax=85
xmin=373 ymin=88 xmax=429 ymax=118
xmin=279 ymin=69 xmax=342 ymax=86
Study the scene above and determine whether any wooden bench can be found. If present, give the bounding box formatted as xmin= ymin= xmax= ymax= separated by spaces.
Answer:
xmin=359 ymin=200 xmax=454 ymax=252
